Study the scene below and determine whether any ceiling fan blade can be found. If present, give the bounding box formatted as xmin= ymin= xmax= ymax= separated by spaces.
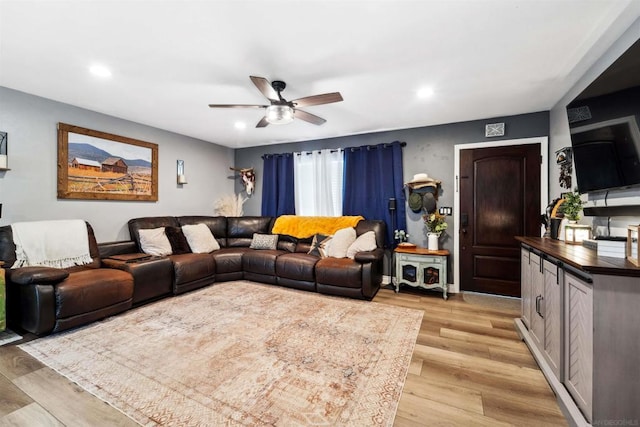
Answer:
xmin=294 ymin=109 xmax=327 ymax=126
xmin=256 ymin=117 xmax=270 ymax=128
xmin=208 ymin=104 xmax=267 ymax=109
xmin=291 ymin=92 xmax=343 ymax=108
xmin=250 ymin=76 xmax=279 ymax=101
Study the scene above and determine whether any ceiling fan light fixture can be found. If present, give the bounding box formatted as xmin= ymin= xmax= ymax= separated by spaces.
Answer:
xmin=265 ymin=105 xmax=294 ymax=125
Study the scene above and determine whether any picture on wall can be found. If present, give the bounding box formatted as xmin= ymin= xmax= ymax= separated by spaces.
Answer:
xmin=57 ymin=123 xmax=158 ymax=201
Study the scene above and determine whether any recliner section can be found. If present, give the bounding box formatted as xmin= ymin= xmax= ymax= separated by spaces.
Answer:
xmin=1 ymin=223 xmax=134 ymax=336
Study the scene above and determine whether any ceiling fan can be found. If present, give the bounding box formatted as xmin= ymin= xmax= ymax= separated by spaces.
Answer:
xmin=208 ymin=76 xmax=343 ymax=128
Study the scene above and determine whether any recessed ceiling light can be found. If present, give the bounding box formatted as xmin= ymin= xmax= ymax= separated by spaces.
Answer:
xmin=89 ymin=64 xmax=112 ymax=78
xmin=417 ymin=87 xmax=434 ymax=98
xmin=234 ymin=121 xmax=246 ymax=130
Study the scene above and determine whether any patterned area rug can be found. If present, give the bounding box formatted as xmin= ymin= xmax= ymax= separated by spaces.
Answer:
xmin=19 ymin=281 xmax=422 ymax=426
xmin=0 ymin=329 xmax=22 ymax=346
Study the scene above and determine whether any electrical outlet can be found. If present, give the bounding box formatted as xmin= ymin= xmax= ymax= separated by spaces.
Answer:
xmin=439 ymin=207 xmax=453 ymax=216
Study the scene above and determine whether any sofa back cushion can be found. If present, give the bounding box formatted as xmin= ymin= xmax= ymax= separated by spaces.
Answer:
xmin=128 ymin=217 xmax=180 ymax=252
xmin=226 ymin=216 xmax=272 ymax=247
xmin=0 ymin=225 xmax=16 ymax=266
xmin=177 ymin=216 xmax=227 ymax=248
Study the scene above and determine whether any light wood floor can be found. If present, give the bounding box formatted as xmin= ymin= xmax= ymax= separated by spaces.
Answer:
xmin=0 ymin=287 xmax=567 ymax=426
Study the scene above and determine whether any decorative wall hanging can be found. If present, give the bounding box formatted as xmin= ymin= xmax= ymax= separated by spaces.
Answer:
xmin=229 ymin=167 xmax=256 ymax=195
xmin=57 ymin=123 xmax=158 ymax=201
xmin=555 ymin=147 xmax=572 ymax=189
xmin=405 ymin=173 xmax=441 ymax=213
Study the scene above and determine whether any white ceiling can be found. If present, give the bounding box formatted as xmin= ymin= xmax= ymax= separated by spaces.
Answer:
xmin=1 ymin=1 xmax=639 ymax=149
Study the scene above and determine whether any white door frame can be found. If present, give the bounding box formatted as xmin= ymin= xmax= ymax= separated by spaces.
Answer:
xmin=452 ymin=136 xmax=549 ymax=294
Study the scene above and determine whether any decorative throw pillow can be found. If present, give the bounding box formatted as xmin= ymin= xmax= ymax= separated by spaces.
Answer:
xmin=138 ymin=227 xmax=172 ymax=256
xmin=346 ymin=231 xmax=377 ymax=259
xmin=165 ymin=226 xmax=191 ymax=254
xmin=307 ymin=233 xmax=332 ymax=258
xmin=250 ymin=233 xmax=279 ymax=250
xmin=182 ymin=223 xmax=220 ymax=253
xmin=326 ymin=227 xmax=357 ymax=258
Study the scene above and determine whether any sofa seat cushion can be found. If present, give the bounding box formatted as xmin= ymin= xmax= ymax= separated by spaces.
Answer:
xmin=243 ymin=250 xmax=287 ymax=276
xmin=55 ymin=269 xmax=133 ymax=318
xmin=211 ymin=247 xmax=253 ymax=274
xmin=276 ymin=253 xmax=319 ymax=282
xmin=315 ymin=258 xmax=362 ymax=289
xmin=169 ymin=253 xmax=215 ymax=286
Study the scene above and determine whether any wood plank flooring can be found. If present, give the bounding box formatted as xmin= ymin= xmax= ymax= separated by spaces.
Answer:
xmin=0 ymin=287 xmax=567 ymax=426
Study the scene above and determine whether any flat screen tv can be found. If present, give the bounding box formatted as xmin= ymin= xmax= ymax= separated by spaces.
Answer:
xmin=566 ymin=38 xmax=640 ymax=194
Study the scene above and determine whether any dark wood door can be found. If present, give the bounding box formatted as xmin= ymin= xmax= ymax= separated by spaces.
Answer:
xmin=459 ymin=144 xmax=541 ymax=296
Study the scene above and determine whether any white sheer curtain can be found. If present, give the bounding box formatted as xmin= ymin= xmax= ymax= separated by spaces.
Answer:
xmin=293 ymin=149 xmax=343 ymax=216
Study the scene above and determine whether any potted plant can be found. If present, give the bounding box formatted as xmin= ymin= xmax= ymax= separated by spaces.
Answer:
xmin=562 ymin=190 xmax=584 ymax=222
xmin=423 ymin=212 xmax=448 ymax=250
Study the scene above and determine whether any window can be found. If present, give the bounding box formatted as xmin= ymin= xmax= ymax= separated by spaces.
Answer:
xmin=293 ymin=149 xmax=343 ymax=216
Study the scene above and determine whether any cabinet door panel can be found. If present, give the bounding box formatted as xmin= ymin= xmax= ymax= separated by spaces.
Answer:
xmin=521 ymin=248 xmax=532 ymax=328
xmin=564 ymin=273 xmax=593 ymax=422
xmin=529 ymin=253 xmax=544 ymax=347
xmin=543 ymin=259 xmax=562 ymax=378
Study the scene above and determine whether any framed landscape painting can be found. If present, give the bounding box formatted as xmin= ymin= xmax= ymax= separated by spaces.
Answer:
xmin=57 ymin=123 xmax=158 ymax=201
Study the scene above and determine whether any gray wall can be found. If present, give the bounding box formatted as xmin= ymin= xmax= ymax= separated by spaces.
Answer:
xmin=549 ymin=17 xmax=640 ymax=236
xmin=235 ymin=111 xmax=549 ymax=257
xmin=0 ymin=87 xmax=235 ymax=242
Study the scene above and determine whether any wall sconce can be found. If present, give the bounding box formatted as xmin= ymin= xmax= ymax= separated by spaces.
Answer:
xmin=0 ymin=131 xmax=8 ymax=169
xmin=564 ymin=223 xmax=591 ymax=244
xmin=177 ymin=160 xmax=187 ymax=184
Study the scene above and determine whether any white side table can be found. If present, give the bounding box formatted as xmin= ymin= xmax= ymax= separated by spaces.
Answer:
xmin=394 ymin=247 xmax=449 ymax=299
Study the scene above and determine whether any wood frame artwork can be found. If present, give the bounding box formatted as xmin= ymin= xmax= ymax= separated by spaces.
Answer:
xmin=57 ymin=123 xmax=158 ymax=201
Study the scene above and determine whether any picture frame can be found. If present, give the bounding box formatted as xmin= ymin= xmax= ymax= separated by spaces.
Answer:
xmin=57 ymin=123 xmax=158 ymax=201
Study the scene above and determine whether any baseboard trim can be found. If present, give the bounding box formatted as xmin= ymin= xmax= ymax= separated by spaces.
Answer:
xmin=514 ymin=318 xmax=590 ymax=427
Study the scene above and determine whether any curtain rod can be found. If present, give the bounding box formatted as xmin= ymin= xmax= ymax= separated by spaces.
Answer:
xmin=295 ymin=149 xmax=343 ymax=156
xmin=261 ymin=141 xmax=406 ymax=159
xmin=348 ymin=141 xmax=406 ymax=152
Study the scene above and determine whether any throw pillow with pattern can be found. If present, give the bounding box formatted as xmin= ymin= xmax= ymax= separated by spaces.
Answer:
xmin=250 ymin=233 xmax=279 ymax=250
xmin=307 ymin=233 xmax=332 ymax=258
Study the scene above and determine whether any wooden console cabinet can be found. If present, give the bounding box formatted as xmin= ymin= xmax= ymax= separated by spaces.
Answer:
xmin=394 ymin=247 xmax=449 ymax=299
xmin=516 ymin=237 xmax=640 ymax=426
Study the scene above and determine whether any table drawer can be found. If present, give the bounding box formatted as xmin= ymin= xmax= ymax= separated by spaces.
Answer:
xmin=398 ymin=254 xmax=443 ymax=264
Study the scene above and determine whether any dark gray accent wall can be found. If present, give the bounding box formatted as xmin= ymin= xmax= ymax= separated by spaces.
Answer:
xmin=235 ymin=111 xmax=549 ymax=270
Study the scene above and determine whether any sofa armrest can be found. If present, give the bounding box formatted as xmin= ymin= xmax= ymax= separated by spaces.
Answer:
xmin=354 ymin=248 xmax=384 ymax=263
xmin=8 ymin=267 xmax=69 ymax=285
xmin=98 ymin=240 xmax=138 ymax=259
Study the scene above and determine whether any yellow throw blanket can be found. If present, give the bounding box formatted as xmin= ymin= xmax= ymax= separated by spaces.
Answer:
xmin=272 ymin=215 xmax=365 ymax=239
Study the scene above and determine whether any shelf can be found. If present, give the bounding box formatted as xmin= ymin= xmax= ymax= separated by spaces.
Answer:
xmin=583 ymin=204 xmax=640 ymax=217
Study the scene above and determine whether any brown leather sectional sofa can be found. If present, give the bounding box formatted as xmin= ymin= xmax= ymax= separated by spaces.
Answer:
xmin=1 ymin=216 xmax=385 ymax=336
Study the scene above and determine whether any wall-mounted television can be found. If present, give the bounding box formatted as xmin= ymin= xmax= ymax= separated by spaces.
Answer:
xmin=566 ymin=38 xmax=640 ymax=194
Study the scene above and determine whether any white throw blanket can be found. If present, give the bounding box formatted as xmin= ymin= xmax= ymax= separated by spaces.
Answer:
xmin=11 ymin=220 xmax=93 ymax=269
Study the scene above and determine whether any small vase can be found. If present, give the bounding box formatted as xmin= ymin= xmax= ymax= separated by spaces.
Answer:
xmin=427 ymin=232 xmax=440 ymax=251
